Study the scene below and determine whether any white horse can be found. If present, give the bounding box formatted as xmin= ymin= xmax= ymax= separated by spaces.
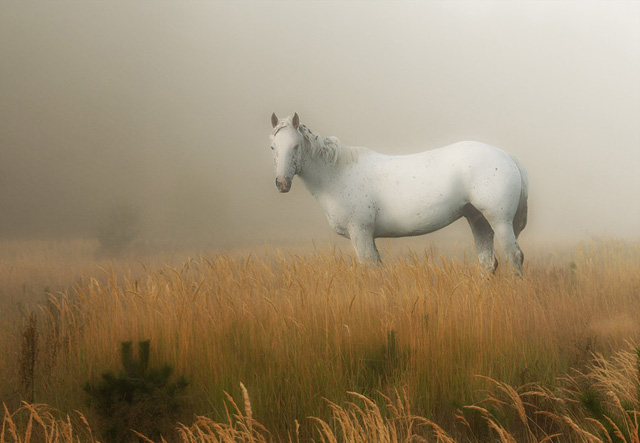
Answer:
xmin=270 ymin=113 xmax=529 ymax=275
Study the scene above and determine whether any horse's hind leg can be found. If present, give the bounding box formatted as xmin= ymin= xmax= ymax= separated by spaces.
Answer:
xmin=491 ymin=220 xmax=524 ymax=277
xmin=464 ymin=204 xmax=498 ymax=273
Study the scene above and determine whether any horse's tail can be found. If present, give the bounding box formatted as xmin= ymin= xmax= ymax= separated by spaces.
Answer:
xmin=510 ymin=154 xmax=529 ymax=238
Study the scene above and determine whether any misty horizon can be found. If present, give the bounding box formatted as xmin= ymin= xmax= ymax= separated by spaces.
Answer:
xmin=1 ymin=1 xmax=639 ymax=250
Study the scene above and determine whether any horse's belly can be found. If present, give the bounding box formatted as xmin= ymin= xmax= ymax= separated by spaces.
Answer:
xmin=368 ymin=163 xmax=465 ymax=237
xmin=373 ymin=195 xmax=465 ymax=238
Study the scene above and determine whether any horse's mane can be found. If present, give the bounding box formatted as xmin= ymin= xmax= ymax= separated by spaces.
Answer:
xmin=299 ymin=123 xmax=368 ymax=166
xmin=272 ymin=117 xmax=369 ymax=166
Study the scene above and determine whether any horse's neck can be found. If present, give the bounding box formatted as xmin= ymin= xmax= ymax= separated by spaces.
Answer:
xmin=298 ymin=150 xmax=334 ymax=194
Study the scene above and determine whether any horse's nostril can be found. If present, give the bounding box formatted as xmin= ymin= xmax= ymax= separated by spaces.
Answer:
xmin=275 ymin=177 xmax=291 ymax=192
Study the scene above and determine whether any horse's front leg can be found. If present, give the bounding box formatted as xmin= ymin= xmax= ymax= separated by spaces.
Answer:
xmin=348 ymin=225 xmax=381 ymax=265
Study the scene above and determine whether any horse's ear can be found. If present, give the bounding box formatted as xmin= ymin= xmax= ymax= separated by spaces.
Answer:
xmin=271 ymin=113 xmax=278 ymax=128
xmin=292 ymin=112 xmax=299 ymax=129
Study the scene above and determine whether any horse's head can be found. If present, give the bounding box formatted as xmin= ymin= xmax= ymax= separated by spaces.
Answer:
xmin=270 ymin=112 xmax=303 ymax=193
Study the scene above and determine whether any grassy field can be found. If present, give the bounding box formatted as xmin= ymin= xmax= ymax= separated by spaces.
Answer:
xmin=1 ymin=238 xmax=639 ymax=442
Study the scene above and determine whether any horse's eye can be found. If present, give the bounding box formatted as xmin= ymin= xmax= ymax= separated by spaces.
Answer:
xmin=270 ymin=146 xmax=275 ymax=150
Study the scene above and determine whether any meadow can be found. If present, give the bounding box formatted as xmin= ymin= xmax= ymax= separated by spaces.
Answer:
xmin=0 ymin=238 xmax=639 ymax=442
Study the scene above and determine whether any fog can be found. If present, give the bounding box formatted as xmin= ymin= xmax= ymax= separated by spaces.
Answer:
xmin=1 ymin=1 xmax=639 ymax=249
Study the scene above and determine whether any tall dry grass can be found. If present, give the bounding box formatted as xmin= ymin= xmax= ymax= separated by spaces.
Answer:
xmin=3 ymin=343 xmax=640 ymax=442
xmin=1 ymin=238 xmax=639 ymax=441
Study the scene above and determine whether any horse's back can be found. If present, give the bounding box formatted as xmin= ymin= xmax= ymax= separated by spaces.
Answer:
xmin=373 ymin=141 xmax=523 ymax=196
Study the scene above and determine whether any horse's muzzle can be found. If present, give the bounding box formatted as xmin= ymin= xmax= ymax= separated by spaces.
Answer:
xmin=276 ymin=177 xmax=291 ymax=193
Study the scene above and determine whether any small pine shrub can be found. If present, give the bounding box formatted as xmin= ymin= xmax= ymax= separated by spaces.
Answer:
xmin=358 ymin=329 xmax=402 ymax=396
xmin=83 ymin=340 xmax=189 ymax=442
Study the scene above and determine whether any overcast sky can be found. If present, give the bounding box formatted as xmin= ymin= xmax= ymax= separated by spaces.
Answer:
xmin=1 ymin=1 xmax=638 ymax=248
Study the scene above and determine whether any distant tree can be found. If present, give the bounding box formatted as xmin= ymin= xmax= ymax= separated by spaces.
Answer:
xmin=96 ymin=203 xmax=141 ymax=256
